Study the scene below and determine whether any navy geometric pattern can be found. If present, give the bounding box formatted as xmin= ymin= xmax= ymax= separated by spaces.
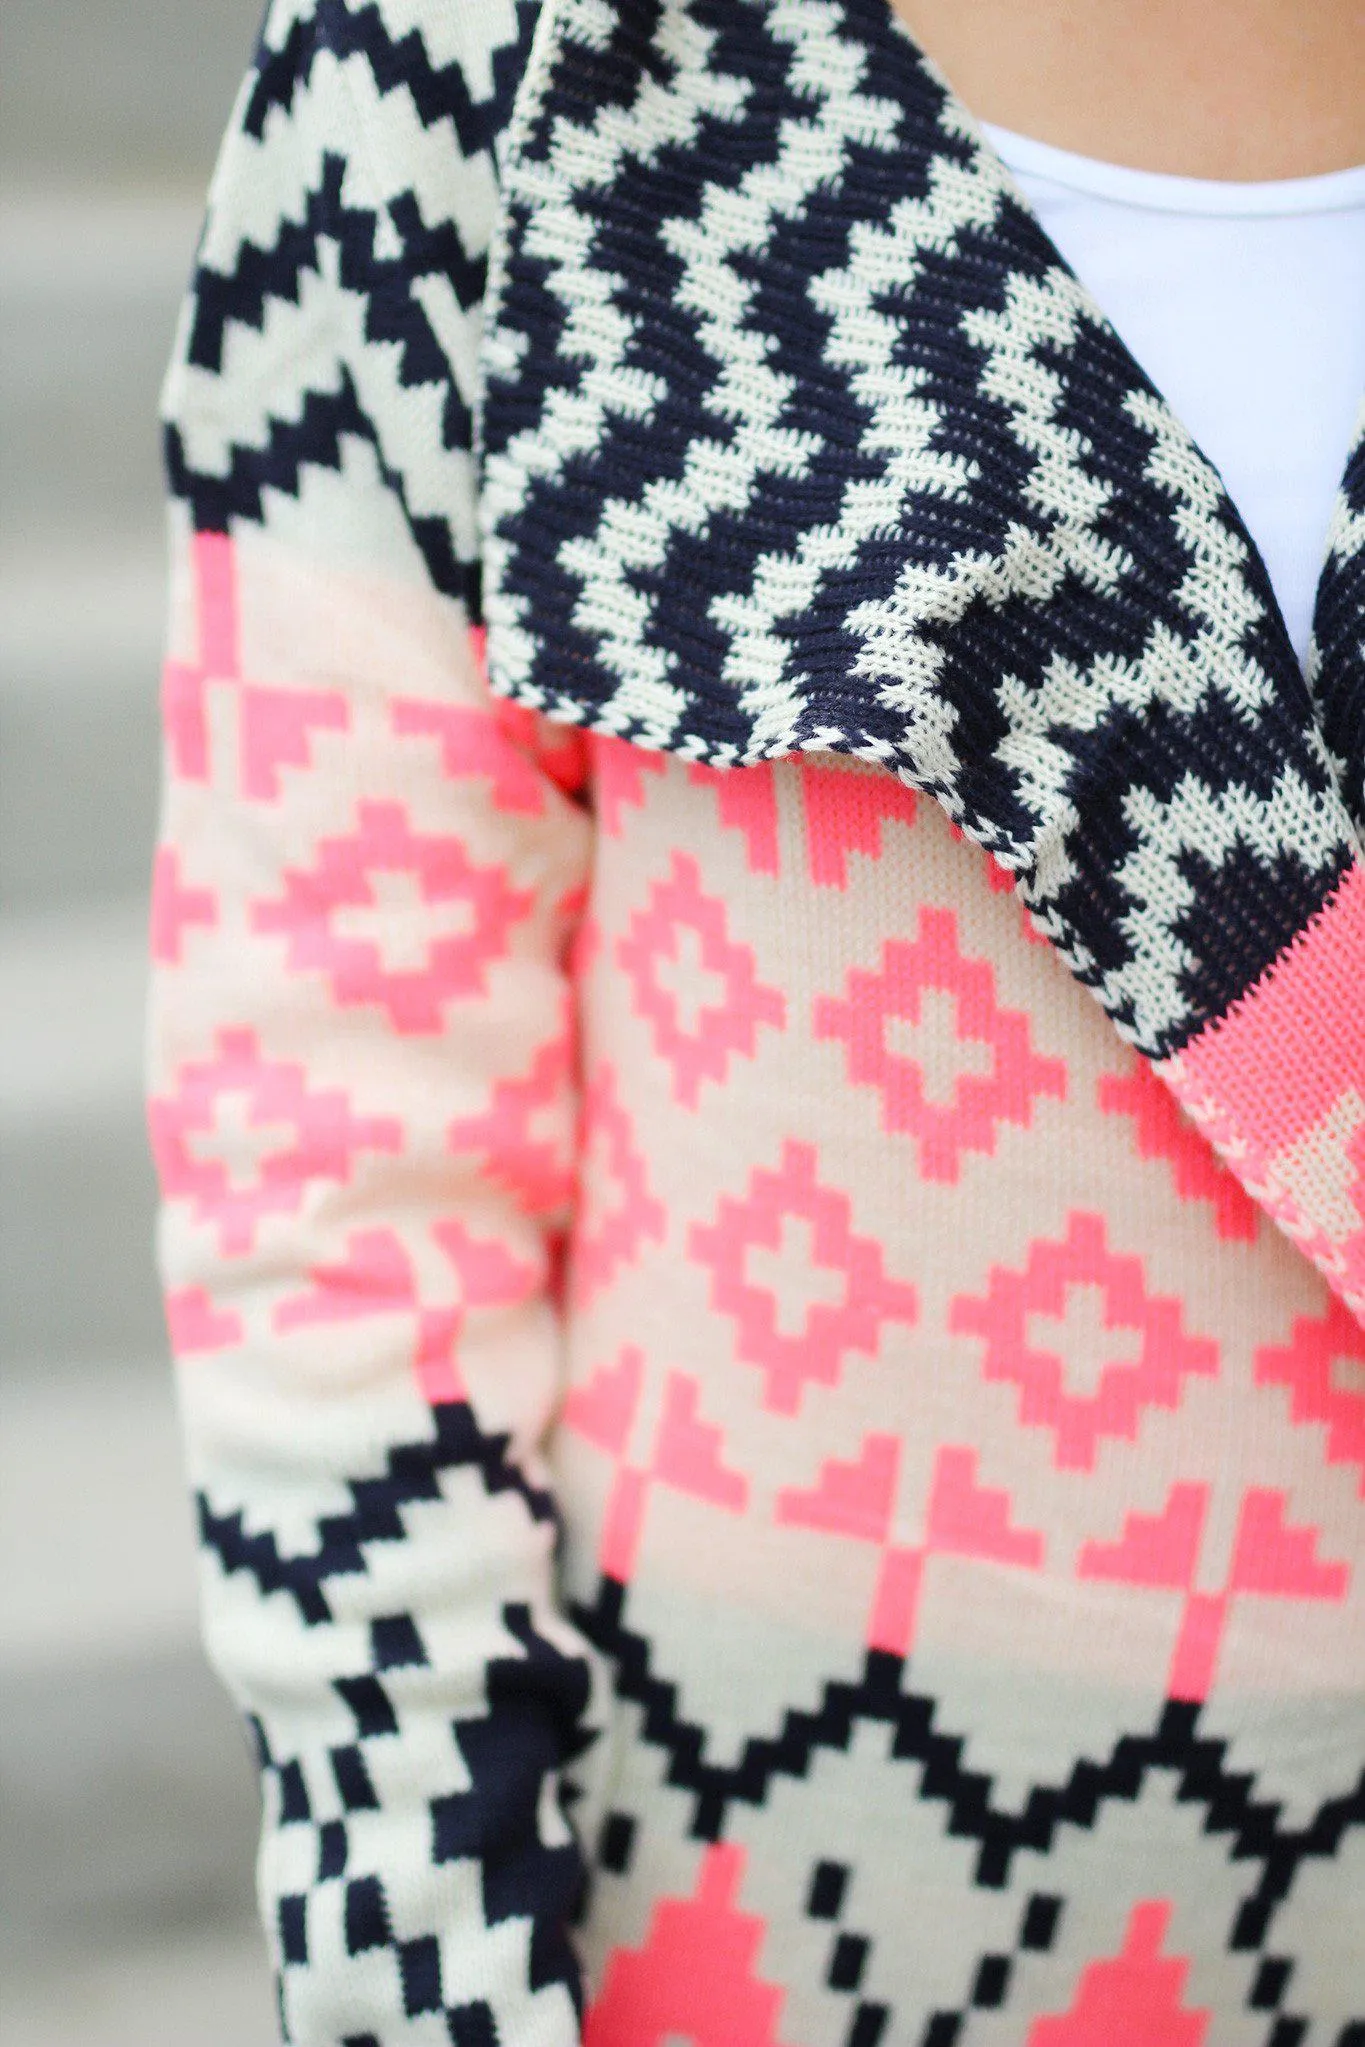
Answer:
xmin=576 ymin=1574 xmax=1365 ymax=1923
xmin=480 ymin=0 xmax=1363 ymax=1058
xmin=197 ymin=1400 xmax=596 ymax=2042
xmin=167 ymin=0 xmax=542 ymax=612
xmin=159 ymin=1 xmax=1365 ymax=2040
xmin=572 ymin=1571 xmax=1365 ymax=2043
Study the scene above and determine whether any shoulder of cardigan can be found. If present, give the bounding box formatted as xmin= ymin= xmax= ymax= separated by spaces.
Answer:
xmin=477 ymin=0 xmax=1365 ymax=1064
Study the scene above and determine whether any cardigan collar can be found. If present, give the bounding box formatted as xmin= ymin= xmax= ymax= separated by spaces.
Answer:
xmin=478 ymin=0 xmax=1364 ymax=1061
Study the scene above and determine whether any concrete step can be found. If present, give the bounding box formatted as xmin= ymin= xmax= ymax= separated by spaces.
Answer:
xmin=0 ymin=192 xmax=205 ymax=557
xmin=0 ymin=1924 xmax=277 ymax=2047
xmin=3 ymin=0 xmax=262 ymax=188
xmin=2 ymin=0 xmax=284 ymax=2017
xmin=0 ymin=196 xmax=205 ymax=914
xmin=0 ymin=1353 xmax=199 ymax=1667
xmin=0 ymin=1354 xmax=265 ymax=1991
xmin=0 ymin=898 xmax=163 ymax=1360
xmin=0 ymin=546 xmax=165 ymax=911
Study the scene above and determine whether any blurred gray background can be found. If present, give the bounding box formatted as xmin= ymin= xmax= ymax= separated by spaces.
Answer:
xmin=2 ymin=3 xmax=280 ymax=2038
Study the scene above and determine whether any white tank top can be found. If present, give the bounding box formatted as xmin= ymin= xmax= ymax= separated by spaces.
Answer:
xmin=983 ymin=125 xmax=1365 ymax=668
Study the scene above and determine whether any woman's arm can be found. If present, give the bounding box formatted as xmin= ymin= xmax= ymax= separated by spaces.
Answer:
xmin=148 ymin=3 xmax=599 ymax=2038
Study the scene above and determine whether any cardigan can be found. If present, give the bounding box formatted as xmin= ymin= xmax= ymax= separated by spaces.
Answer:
xmin=150 ymin=0 xmax=1365 ymax=2039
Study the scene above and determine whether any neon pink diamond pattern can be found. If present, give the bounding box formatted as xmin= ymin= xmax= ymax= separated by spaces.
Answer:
xmin=272 ymin=1218 xmax=539 ymax=1405
xmin=617 ymin=851 xmax=785 ymax=1107
xmin=777 ymin=1434 xmax=1043 ymax=1653
xmin=802 ymin=761 xmax=918 ymax=889
xmin=150 ymin=846 xmax=217 ymax=964
xmin=585 ymin=1845 xmax=792 ymax=2047
xmin=150 ymin=498 xmax=1365 ymax=2046
xmin=164 ymin=1283 xmax=244 ymax=1358
xmin=563 ymin=1347 xmax=750 ymax=1579
xmin=688 ymin=1140 xmax=918 ymax=1415
xmin=950 ymin=1211 xmax=1219 ymax=1470
xmin=252 ymin=799 xmax=533 ymax=1033
xmin=815 ymin=905 xmax=1067 ymax=1180
xmin=148 ymin=1026 xmax=402 ymax=1256
xmin=686 ymin=759 xmax=780 ymax=875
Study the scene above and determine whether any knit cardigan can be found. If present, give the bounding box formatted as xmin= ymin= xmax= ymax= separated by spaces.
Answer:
xmin=151 ymin=0 xmax=1365 ymax=2039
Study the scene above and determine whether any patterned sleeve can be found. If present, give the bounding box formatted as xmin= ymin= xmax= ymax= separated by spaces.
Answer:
xmin=147 ymin=1 xmax=599 ymax=2038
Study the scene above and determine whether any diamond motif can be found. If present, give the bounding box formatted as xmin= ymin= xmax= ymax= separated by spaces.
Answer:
xmin=687 ymin=759 xmax=780 ymax=874
xmin=815 ymin=906 xmax=1066 ymax=1180
xmin=148 ymin=1026 xmax=401 ymax=1256
xmin=253 ymin=799 xmax=533 ymax=1033
xmin=618 ymin=852 xmax=785 ymax=1107
xmin=1079 ymin=1482 xmax=1348 ymax=1700
xmin=689 ymin=1140 xmax=917 ymax=1415
xmin=150 ymin=846 xmax=217 ymax=964
xmin=1098 ymin=1061 xmax=1257 ymax=1240
xmin=950 ymin=1212 xmax=1219 ymax=1470
xmin=447 ymin=1009 xmax=577 ymax=1218
xmin=585 ymin=1845 xmax=791 ymax=2047
xmin=163 ymin=530 xmax=345 ymax=796
xmin=801 ymin=762 xmax=918 ymax=889
xmin=564 ymin=1351 xmax=749 ymax=1579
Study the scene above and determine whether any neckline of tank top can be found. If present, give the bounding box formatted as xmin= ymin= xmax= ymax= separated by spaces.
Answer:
xmin=981 ymin=122 xmax=1365 ymax=217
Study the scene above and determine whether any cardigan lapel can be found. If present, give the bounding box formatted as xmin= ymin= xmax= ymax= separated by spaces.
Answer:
xmin=478 ymin=0 xmax=1362 ymax=1066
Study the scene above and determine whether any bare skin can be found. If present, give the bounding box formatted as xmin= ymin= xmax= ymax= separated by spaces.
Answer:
xmin=889 ymin=0 xmax=1365 ymax=179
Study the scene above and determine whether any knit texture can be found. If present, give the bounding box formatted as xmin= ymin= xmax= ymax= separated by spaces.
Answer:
xmin=479 ymin=0 xmax=1365 ymax=1322
xmin=151 ymin=0 xmax=1365 ymax=2039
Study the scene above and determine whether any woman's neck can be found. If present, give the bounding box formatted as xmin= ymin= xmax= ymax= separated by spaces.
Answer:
xmin=889 ymin=0 xmax=1365 ymax=179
